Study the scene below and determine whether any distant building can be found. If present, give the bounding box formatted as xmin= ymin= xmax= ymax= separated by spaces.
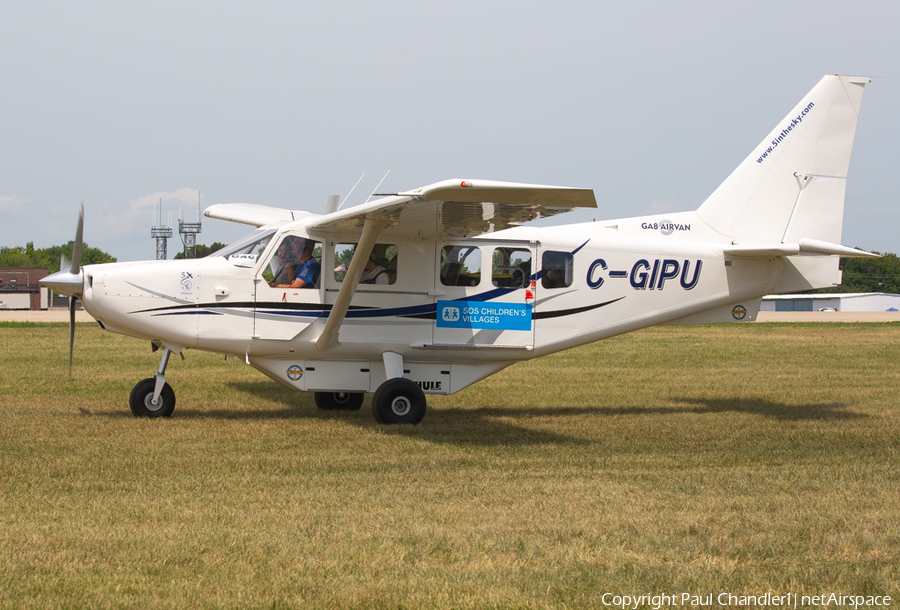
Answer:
xmin=0 ymin=267 xmax=49 ymax=310
xmin=762 ymin=292 xmax=900 ymax=312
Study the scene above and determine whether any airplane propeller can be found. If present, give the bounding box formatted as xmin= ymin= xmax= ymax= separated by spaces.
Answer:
xmin=39 ymin=204 xmax=85 ymax=375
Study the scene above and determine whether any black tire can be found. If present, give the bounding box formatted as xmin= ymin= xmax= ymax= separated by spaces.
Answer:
xmin=315 ymin=391 xmax=364 ymax=411
xmin=129 ymin=377 xmax=176 ymax=418
xmin=372 ymin=378 xmax=426 ymax=425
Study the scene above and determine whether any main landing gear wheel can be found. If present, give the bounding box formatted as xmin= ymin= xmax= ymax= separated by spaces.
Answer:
xmin=315 ymin=391 xmax=364 ymax=411
xmin=372 ymin=378 xmax=426 ymax=425
xmin=129 ymin=378 xmax=176 ymax=418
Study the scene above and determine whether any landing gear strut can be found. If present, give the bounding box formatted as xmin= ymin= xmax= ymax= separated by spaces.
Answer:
xmin=129 ymin=347 xmax=177 ymax=418
xmin=370 ymin=351 xmax=426 ymax=424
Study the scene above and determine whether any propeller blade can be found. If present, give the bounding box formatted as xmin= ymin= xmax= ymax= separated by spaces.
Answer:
xmin=70 ymin=203 xmax=84 ymax=274
xmin=37 ymin=204 xmax=85 ymax=375
xmin=68 ymin=295 xmax=76 ymax=375
xmin=40 ymin=204 xmax=85 ymax=298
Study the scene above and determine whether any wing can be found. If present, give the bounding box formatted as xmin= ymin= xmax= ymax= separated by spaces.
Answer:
xmin=305 ymin=179 xmax=597 ymax=238
xmin=309 ymin=178 xmax=595 ymax=352
xmin=204 ymin=203 xmax=319 ymax=227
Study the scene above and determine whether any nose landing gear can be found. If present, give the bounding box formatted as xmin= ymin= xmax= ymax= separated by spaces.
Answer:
xmin=129 ymin=347 xmax=177 ymax=418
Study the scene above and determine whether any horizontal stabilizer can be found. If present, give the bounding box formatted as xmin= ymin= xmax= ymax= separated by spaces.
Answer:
xmin=724 ymin=239 xmax=878 ymax=258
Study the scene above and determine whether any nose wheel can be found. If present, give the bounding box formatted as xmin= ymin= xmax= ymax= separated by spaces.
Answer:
xmin=315 ymin=391 xmax=364 ymax=411
xmin=129 ymin=378 xmax=176 ymax=418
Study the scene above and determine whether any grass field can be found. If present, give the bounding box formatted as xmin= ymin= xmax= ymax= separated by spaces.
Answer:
xmin=1 ymin=322 xmax=898 ymax=609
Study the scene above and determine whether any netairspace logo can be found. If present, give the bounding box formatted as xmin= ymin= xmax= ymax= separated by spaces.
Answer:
xmin=599 ymin=592 xmax=892 ymax=609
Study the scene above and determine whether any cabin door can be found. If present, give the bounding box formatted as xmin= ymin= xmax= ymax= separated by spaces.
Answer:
xmin=433 ymin=240 xmax=537 ymax=348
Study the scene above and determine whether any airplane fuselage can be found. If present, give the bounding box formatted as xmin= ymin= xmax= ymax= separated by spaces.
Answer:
xmin=79 ymin=210 xmax=784 ymax=397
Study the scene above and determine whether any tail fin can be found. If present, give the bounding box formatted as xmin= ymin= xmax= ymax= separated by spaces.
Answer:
xmin=697 ymin=75 xmax=870 ymax=245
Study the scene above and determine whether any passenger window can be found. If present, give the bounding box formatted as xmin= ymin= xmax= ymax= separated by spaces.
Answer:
xmin=492 ymin=247 xmax=532 ymax=288
xmin=440 ymin=245 xmax=482 ymax=287
xmin=541 ymin=251 xmax=573 ymax=289
xmin=334 ymin=243 xmax=398 ymax=285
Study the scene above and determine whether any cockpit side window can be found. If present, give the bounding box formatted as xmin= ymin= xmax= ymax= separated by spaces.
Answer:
xmin=262 ymin=236 xmax=322 ymax=288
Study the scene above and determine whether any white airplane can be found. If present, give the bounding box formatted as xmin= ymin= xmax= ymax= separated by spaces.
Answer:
xmin=42 ymin=74 xmax=876 ymax=424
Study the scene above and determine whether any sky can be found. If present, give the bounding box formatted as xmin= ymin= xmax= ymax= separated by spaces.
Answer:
xmin=1 ymin=1 xmax=898 ymax=262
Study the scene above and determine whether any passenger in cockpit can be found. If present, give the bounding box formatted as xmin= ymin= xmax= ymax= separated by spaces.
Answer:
xmin=268 ymin=239 xmax=295 ymax=286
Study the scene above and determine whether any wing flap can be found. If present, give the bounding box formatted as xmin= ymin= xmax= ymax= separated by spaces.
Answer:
xmin=402 ymin=179 xmax=596 ymax=208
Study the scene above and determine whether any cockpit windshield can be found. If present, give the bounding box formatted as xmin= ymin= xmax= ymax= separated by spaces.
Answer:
xmin=208 ymin=226 xmax=280 ymax=268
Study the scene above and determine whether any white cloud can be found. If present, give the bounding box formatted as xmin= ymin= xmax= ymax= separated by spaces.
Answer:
xmin=69 ymin=187 xmax=251 ymax=261
xmin=645 ymin=199 xmax=678 ymax=215
xmin=92 ymin=188 xmax=201 ymax=257
xmin=129 ymin=188 xmax=201 ymax=213
xmin=644 ymin=199 xmax=697 ymax=216
xmin=0 ymin=194 xmax=30 ymax=213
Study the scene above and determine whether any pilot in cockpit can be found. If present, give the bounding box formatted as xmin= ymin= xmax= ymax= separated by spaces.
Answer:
xmin=273 ymin=237 xmax=320 ymax=288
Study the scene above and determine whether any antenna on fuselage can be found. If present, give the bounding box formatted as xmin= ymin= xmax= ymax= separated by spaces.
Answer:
xmin=337 ymin=173 xmax=365 ymax=211
xmin=364 ymin=170 xmax=391 ymax=204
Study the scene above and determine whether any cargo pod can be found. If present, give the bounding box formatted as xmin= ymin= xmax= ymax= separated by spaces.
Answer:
xmin=433 ymin=240 xmax=536 ymax=349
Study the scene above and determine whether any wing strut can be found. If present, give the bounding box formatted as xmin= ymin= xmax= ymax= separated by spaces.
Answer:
xmin=315 ymin=217 xmax=389 ymax=352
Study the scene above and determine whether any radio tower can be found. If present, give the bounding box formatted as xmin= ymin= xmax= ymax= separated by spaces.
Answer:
xmin=179 ymin=191 xmax=203 ymax=259
xmin=150 ymin=199 xmax=173 ymax=260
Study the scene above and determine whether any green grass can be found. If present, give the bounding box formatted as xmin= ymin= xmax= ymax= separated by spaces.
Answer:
xmin=1 ymin=323 xmax=898 ymax=608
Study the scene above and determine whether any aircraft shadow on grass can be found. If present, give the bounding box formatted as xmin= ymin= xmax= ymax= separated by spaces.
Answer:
xmin=468 ymin=398 xmax=868 ymax=422
xmin=74 ymin=381 xmax=865 ymax=447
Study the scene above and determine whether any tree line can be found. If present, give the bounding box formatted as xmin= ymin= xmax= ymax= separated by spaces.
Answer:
xmin=0 ymin=242 xmax=116 ymax=275
xmin=173 ymin=242 xmax=226 ymax=259
xmin=0 ymin=240 xmax=233 ymax=273
xmin=817 ymin=250 xmax=900 ymax=294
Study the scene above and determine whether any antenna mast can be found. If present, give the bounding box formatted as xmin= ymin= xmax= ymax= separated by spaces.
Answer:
xmin=150 ymin=198 xmax=173 ymax=260
xmin=178 ymin=190 xmax=203 ymax=259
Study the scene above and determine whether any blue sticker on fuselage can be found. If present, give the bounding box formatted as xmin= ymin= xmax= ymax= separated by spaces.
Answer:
xmin=436 ymin=301 xmax=532 ymax=331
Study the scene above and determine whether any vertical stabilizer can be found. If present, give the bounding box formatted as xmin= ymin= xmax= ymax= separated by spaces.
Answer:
xmin=697 ymin=75 xmax=869 ymax=245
